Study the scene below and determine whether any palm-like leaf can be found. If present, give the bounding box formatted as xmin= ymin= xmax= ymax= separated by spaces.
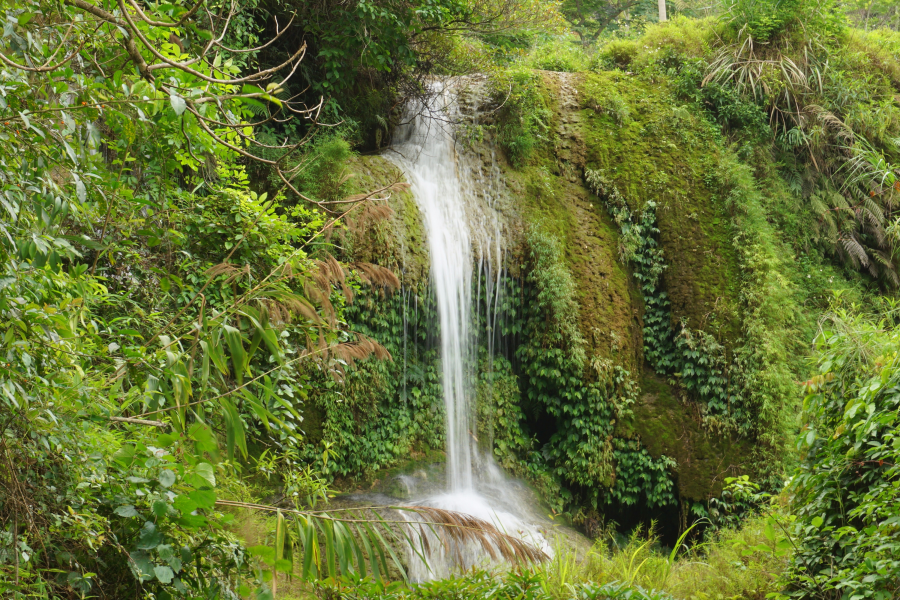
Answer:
xmin=215 ymin=500 xmax=548 ymax=584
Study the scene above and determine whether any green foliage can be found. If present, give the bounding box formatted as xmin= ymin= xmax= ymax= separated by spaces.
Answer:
xmin=257 ymin=0 xmax=563 ymax=135
xmin=318 ymin=569 xmax=675 ymax=599
xmin=561 ymin=0 xmax=663 ymax=44
xmin=702 ymin=16 xmax=900 ymax=284
xmin=0 ymin=0 xmax=412 ymax=595
xmin=477 ymin=354 xmax=534 ymax=469
xmin=586 ymin=170 xmax=746 ymax=431
xmin=703 ymin=476 xmax=771 ymax=531
xmin=508 ymin=226 xmax=676 ymax=511
xmin=721 ymin=0 xmax=844 ymax=43
xmin=839 ymin=0 xmax=899 ymax=30
xmin=492 ymin=67 xmax=553 ymax=168
xmin=255 ymin=131 xmax=358 ymax=206
xmin=674 ymin=60 xmax=772 ymax=137
xmin=598 ymin=39 xmax=641 ymax=68
xmin=609 ymin=441 xmax=677 ymax=509
xmin=573 ymin=513 xmax=790 ymax=599
xmin=325 ymin=513 xmax=789 ymax=600
xmin=784 ymin=298 xmax=900 ymax=598
xmin=521 ymin=227 xmax=587 ymax=364
xmin=524 ymin=37 xmax=592 ymax=72
xmin=0 ymin=408 xmax=271 ymax=597
xmin=712 ymin=155 xmax=801 ymax=451
xmin=302 ymin=289 xmax=446 ymax=480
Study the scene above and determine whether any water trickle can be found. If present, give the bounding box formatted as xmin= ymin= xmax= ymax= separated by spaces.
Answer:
xmin=402 ymin=287 xmax=409 ymax=406
xmin=386 ymin=82 xmax=550 ymax=581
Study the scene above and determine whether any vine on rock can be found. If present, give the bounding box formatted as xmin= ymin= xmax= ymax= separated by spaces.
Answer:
xmin=586 ymin=169 xmax=748 ymax=432
xmin=302 ymin=288 xmax=445 ymax=480
xmin=506 ymin=226 xmax=677 ymax=510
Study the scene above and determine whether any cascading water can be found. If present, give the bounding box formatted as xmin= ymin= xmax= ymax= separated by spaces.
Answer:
xmin=388 ymin=86 xmax=476 ymax=493
xmin=386 ymin=83 xmax=551 ymax=581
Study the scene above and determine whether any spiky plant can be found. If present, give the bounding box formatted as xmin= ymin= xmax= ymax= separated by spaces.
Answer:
xmin=704 ymin=4 xmax=900 ymax=284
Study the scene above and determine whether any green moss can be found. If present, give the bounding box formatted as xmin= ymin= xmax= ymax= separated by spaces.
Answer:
xmin=497 ymin=72 xmax=640 ymax=372
xmin=578 ymin=71 xmax=742 ymax=339
xmin=490 ymin=68 xmax=800 ymax=503
xmin=633 ymin=374 xmax=750 ymax=501
xmin=344 ymin=155 xmax=429 ymax=290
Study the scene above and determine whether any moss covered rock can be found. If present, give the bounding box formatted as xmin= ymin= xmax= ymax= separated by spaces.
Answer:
xmin=344 ymin=155 xmax=429 ymax=290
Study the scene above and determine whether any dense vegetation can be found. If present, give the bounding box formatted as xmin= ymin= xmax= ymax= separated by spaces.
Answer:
xmin=1 ymin=0 xmax=899 ymax=598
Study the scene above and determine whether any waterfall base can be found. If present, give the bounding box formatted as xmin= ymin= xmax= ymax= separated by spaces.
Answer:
xmin=402 ymin=454 xmax=554 ymax=581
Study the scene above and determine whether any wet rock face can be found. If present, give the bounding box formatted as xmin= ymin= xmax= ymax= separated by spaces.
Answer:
xmin=550 ymin=71 xmax=587 ymax=179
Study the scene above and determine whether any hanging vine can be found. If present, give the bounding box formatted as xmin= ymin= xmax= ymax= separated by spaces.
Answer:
xmin=586 ymin=169 xmax=749 ymax=432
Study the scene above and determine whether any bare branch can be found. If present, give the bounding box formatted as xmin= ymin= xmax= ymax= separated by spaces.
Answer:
xmin=124 ymin=0 xmax=205 ymax=27
xmin=116 ymin=0 xmax=307 ymax=86
xmin=63 ymin=0 xmax=154 ymax=81
xmin=214 ymin=14 xmax=296 ymax=54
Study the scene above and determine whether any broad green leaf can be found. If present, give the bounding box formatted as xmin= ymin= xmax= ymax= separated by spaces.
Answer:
xmin=158 ymin=469 xmax=176 ymax=488
xmin=129 ymin=551 xmax=154 ymax=581
xmin=187 ymin=488 xmax=216 ymax=510
xmin=154 ymin=565 xmax=175 ymax=584
xmin=115 ymin=505 xmax=140 ymax=518
xmin=170 ymin=94 xmax=187 ymax=115
xmin=137 ymin=522 xmax=162 ymax=549
xmin=191 ymin=462 xmax=216 ymax=488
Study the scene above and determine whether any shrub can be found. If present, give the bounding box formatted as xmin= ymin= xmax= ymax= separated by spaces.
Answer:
xmin=784 ymin=298 xmax=900 ymax=598
xmin=526 ymin=38 xmax=591 ymax=72
xmin=599 ymin=39 xmax=640 ymax=69
xmin=720 ymin=0 xmax=844 ymax=43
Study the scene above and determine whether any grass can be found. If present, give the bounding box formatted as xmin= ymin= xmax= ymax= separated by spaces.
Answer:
xmin=531 ymin=515 xmax=786 ymax=599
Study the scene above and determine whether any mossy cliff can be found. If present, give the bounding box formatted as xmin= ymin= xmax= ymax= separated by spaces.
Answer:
xmin=309 ymin=61 xmax=843 ymax=527
xmin=342 ymin=155 xmax=430 ymax=291
xmin=484 ymin=69 xmax=770 ymax=510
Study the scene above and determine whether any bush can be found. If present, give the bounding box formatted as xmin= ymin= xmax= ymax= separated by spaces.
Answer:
xmin=525 ymin=38 xmax=591 ymax=72
xmin=720 ymin=0 xmax=844 ymax=43
xmin=598 ymin=39 xmax=640 ymax=69
xmin=784 ymin=298 xmax=900 ymax=598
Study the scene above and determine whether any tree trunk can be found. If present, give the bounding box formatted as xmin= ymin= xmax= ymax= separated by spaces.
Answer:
xmin=658 ymin=0 xmax=667 ymax=22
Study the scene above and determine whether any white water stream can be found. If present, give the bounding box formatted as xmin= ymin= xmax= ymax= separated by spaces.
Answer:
xmin=386 ymin=84 xmax=551 ymax=581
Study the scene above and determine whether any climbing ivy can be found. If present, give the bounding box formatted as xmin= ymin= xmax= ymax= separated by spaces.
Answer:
xmin=303 ymin=225 xmax=679 ymax=513
xmin=610 ymin=440 xmax=678 ymax=509
xmin=476 ymin=353 xmax=534 ymax=470
xmin=586 ymin=169 xmax=748 ymax=432
xmin=301 ymin=288 xmax=445 ymax=480
xmin=503 ymin=226 xmax=677 ymax=511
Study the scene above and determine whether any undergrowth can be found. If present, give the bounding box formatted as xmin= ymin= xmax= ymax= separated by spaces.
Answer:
xmin=311 ymin=512 xmax=789 ymax=600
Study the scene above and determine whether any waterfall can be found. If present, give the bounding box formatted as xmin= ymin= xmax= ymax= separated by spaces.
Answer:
xmin=388 ymin=86 xmax=476 ymax=492
xmin=386 ymin=83 xmax=551 ymax=581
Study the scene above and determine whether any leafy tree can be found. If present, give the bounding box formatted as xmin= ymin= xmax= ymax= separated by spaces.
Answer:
xmin=561 ymin=0 xmax=661 ymax=44
xmin=252 ymin=0 xmax=563 ymax=138
xmin=0 ymin=1 xmax=546 ymax=596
